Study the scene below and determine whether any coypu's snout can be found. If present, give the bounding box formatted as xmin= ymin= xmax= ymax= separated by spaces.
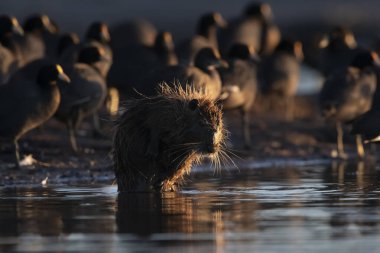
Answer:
xmin=205 ymin=143 xmax=220 ymax=154
xmin=203 ymin=128 xmax=220 ymax=154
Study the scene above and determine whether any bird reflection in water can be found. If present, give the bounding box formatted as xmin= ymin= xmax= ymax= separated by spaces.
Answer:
xmin=323 ymin=160 xmax=380 ymax=238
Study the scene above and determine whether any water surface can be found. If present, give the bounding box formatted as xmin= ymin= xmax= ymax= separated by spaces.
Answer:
xmin=0 ymin=161 xmax=379 ymax=253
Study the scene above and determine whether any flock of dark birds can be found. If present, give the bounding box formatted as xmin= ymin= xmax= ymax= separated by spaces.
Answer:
xmin=0 ymin=2 xmax=380 ymax=169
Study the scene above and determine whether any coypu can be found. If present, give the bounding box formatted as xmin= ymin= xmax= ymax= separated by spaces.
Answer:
xmin=320 ymin=51 xmax=378 ymax=158
xmin=113 ymin=84 xmax=227 ymax=192
xmin=0 ymin=64 xmax=70 ymax=167
xmin=176 ymin=12 xmax=227 ymax=65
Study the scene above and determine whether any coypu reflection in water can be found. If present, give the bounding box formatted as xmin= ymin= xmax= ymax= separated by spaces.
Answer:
xmin=138 ymin=47 xmax=227 ymax=100
xmin=116 ymin=191 xmax=227 ymax=236
xmin=176 ymin=12 xmax=227 ymax=65
xmin=320 ymin=51 xmax=378 ymax=159
xmin=116 ymin=192 xmax=193 ymax=235
xmin=260 ymin=39 xmax=303 ymax=120
xmin=218 ymin=43 xmax=259 ymax=149
xmin=0 ymin=64 xmax=70 ymax=167
xmin=113 ymin=84 xmax=228 ymax=192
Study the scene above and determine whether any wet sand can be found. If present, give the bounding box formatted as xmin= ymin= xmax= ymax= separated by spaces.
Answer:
xmin=1 ymin=95 xmax=376 ymax=187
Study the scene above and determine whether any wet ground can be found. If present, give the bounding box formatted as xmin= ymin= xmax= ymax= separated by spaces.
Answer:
xmin=0 ymin=162 xmax=379 ymax=253
xmin=0 ymin=87 xmax=378 ymax=186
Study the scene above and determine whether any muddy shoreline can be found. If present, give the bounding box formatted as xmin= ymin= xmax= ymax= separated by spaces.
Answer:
xmin=0 ymin=94 xmax=377 ymax=187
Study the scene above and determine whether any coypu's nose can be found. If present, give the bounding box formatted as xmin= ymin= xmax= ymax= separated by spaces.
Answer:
xmin=205 ymin=129 xmax=220 ymax=153
xmin=205 ymin=144 xmax=219 ymax=154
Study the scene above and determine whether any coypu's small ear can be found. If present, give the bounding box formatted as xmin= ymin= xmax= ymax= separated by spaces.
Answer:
xmin=189 ymin=99 xmax=199 ymax=111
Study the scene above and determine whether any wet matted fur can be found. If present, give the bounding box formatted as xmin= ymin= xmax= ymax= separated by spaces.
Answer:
xmin=113 ymin=83 xmax=228 ymax=192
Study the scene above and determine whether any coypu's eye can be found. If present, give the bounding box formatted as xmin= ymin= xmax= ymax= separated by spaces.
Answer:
xmin=189 ymin=99 xmax=199 ymax=111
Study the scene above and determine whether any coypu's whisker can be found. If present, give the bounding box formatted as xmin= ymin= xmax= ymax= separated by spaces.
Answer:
xmin=219 ymin=149 xmax=238 ymax=169
xmin=169 ymin=144 xmax=194 ymax=152
xmin=169 ymin=144 xmax=196 ymax=156
xmin=173 ymin=142 xmax=202 ymax=146
xmin=171 ymin=149 xmax=191 ymax=164
xmin=216 ymin=153 xmax=222 ymax=172
xmin=219 ymin=150 xmax=231 ymax=165
xmin=170 ymin=142 xmax=202 ymax=148
xmin=209 ymin=154 xmax=216 ymax=172
xmin=170 ymin=148 xmax=191 ymax=158
xmin=218 ymin=153 xmax=228 ymax=170
xmin=217 ymin=154 xmax=223 ymax=174
xmin=222 ymin=149 xmax=237 ymax=165
xmin=223 ymin=148 xmax=243 ymax=161
xmin=212 ymin=153 xmax=222 ymax=175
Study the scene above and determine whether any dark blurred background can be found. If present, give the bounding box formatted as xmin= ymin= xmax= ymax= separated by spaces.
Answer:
xmin=1 ymin=0 xmax=379 ymax=42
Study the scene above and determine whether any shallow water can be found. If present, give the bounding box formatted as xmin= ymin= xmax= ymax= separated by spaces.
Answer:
xmin=0 ymin=162 xmax=379 ymax=253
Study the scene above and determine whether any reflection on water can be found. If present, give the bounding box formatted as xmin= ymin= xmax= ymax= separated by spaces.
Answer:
xmin=0 ymin=162 xmax=380 ymax=252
